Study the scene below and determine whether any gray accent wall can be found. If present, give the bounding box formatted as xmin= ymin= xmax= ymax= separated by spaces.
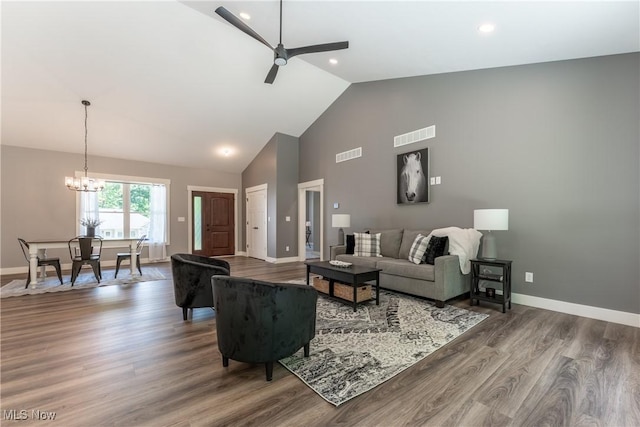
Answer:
xmin=241 ymin=132 xmax=299 ymax=259
xmin=1 ymin=145 xmax=241 ymax=268
xmin=299 ymin=53 xmax=639 ymax=314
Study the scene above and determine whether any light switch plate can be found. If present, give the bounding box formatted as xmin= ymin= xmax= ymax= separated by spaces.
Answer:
xmin=435 ymin=176 xmax=441 ymax=184
xmin=285 ymin=216 xmax=290 ymax=222
xmin=333 ymin=202 xmax=339 ymax=209
xmin=525 ymin=272 xmax=534 ymax=282
xmin=177 ymin=217 xmax=185 ymax=222
xmin=430 ymin=177 xmax=436 ymax=185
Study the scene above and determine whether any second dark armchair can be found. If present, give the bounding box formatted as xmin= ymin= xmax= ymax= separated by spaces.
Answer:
xmin=211 ymin=275 xmax=318 ymax=381
xmin=171 ymin=253 xmax=230 ymax=321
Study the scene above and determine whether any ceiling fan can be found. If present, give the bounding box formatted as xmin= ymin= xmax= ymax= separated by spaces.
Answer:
xmin=215 ymin=1 xmax=349 ymax=84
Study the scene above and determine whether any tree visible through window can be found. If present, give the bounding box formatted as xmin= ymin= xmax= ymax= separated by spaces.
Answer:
xmin=98 ymin=182 xmax=152 ymax=239
xmin=78 ymin=174 xmax=169 ymax=250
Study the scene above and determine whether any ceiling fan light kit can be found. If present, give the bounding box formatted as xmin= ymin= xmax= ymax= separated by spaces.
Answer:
xmin=215 ymin=0 xmax=348 ymax=84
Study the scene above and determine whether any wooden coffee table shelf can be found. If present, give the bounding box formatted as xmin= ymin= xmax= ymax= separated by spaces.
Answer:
xmin=305 ymin=261 xmax=381 ymax=312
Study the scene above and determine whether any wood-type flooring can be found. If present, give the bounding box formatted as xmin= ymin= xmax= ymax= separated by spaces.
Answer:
xmin=1 ymin=256 xmax=638 ymax=426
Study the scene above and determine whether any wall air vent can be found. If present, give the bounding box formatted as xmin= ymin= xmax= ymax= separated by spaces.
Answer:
xmin=394 ymin=125 xmax=436 ymax=148
xmin=336 ymin=147 xmax=362 ymax=163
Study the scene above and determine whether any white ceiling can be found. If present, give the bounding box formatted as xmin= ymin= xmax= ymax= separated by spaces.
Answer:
xmin=2 ymin=1 xmax=638 ymax=173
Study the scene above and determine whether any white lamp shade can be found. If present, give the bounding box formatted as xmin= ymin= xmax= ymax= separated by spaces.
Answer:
xmin=474 ymin=209 xmax=509 ymax=231
xmin=331 ymin=214 xmax=351 ymax=228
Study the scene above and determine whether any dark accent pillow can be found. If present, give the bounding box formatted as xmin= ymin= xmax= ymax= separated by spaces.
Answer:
xmin=346 ymin=234 xmax=355 ymax=254
xmin=423 ymin=236 xmax=448 ymax=265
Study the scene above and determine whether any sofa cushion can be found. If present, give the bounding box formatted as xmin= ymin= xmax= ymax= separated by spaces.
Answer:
xmin=367 ymin=229 xmax=404 ymax=258
xmin=408 ymin=234 xmax=430 ymax=264
xmin=399 ymin=229 xmax=433 ymax=260
xmin=376 ymin=259 xmax=435 ymax=282
xmin=424 ymin=235 xmax=448 ymax=265
xmin=354 ymin=232 xmax=381 ymax=257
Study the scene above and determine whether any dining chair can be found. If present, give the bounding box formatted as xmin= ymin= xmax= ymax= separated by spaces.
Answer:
xmin=68 ymin=236 xmax=103 ymax=285
xmin=18 ymin=238 xmax=63 ymax=288
xmin=114 ymin=235 xmax=146 ymax=278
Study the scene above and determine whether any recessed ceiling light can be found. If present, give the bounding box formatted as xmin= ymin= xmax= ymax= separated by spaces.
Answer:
xmin=218 ymin=147 xmax=233 ymax=157
xmin=239 ymin=12 xmax=251 ymax=20
xmin=478 ymin=23 xmax=495 ymax=33
xmin=329 ymin=58 xmax=338 ymax=65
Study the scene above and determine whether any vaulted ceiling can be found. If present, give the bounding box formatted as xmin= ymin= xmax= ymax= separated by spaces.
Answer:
xmin=2 ymin=1 xmax=638 ymax=173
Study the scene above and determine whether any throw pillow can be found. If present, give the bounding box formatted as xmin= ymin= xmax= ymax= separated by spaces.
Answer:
xmin=346 ymin=234 xmax=355 ymax=255
xmin=423 ymin=235 xmax=448 ymax=265
xmin=408 ymin=234 xmax=430 ymax=265
xmin=354 ymin=232 xmax=382 ymax=257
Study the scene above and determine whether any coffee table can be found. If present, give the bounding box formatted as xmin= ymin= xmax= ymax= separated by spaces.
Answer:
xmin=305 ymin=260 xmax=381 ymax=312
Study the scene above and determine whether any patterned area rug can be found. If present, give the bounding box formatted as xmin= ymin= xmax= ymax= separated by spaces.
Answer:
xmin=280 ymin=290 xmax=488 ymax=406
xmin=1 ymin=267 xmax=166 ymax=298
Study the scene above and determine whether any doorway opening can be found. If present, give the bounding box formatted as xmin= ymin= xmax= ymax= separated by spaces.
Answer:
xmin=298 ymin=179 xmax=324 ymax=261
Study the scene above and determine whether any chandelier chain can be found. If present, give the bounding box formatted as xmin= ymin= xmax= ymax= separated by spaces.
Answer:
xmin=65 ymin=99 xmax=104 ymax=192
xmin=84 ymin=102 xmax=88 ymax=178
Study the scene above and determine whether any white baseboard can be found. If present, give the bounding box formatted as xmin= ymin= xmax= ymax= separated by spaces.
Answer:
xmin=512 ymin=293 xmax=640 ymax=328
xmin=263 ymin=256 xmax=299 ymax=264
xmin=273 ymin=256 xmax=300 ymax=264
xmin=0 ymin=266 xmax=27 ymax=275
xmin=0 ymin=258 xmax=163 ymax=276
xmin=4 ymin=260 xmax=636 ymax=328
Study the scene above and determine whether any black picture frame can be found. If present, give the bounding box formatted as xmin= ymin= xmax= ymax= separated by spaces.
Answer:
xmin=397 ymin=148 xmax=429 ymax=204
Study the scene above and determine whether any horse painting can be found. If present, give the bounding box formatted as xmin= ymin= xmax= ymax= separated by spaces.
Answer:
xmin=397 ymin=149 xmax=429 ymax=204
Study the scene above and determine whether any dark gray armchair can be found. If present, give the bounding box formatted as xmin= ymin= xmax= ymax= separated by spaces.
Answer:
xmin=171 ymin=253 xmax=230 ymax=321
xmin=211 ymin=275 xmax=318 ymax=381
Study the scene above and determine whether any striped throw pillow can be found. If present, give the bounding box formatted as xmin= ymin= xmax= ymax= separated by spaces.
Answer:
xmin=354 ymin=232 xmax=382 ymax=257
xmin=408 ymin=234 xmax=431 ymax=264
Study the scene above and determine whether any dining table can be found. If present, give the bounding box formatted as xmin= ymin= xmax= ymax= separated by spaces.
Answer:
xmin=25 ymin=238 xmax=139 ymax=288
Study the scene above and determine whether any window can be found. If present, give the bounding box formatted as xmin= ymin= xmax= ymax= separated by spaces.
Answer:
xmin=76 ymin=173 xmax=170 ymax=246
xmin=97 ymin=182 xmax=151 ymax=239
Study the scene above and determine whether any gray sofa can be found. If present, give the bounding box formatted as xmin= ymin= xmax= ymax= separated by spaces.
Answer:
xmin=330 ymin=228 xmax=469 ymax=307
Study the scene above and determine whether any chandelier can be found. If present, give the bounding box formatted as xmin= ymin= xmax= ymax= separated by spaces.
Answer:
xmin=65 ymin=100 xmax=105 ymax=192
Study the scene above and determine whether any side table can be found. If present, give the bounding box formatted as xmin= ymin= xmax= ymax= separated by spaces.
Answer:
xmin=470 ymin=258 xmax=512 ymax=313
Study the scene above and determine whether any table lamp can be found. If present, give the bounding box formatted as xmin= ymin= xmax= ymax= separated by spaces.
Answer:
xmin=331 ymin=214 xmax=351 ymax=245
xmin=473 ymin=209 xmax=509 ymax=260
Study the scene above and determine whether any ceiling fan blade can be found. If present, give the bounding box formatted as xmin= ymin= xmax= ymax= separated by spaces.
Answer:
xmin=215 ymin=7 xmax=273 ymax=51
xmin=287 ymin=41 xmax=349 ymax=59
xmin=264 ymin=64 xmax=279 ymax=84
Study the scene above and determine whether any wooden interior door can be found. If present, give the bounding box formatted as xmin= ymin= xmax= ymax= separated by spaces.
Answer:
xmin=192 ymin=191 xmax=235 ymax=256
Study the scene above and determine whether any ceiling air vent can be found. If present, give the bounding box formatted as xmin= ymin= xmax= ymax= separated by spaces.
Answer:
xmin=394 ymin=125 xmax=436 ymax=148
xmin=336 ymin=147 xmax=362 ymax=163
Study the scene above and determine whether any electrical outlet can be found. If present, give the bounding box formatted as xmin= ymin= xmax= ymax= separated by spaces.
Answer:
xmin=525 ymin=272 xmax=533 ymax=283
xmin=285 ymin=246 xmax=289 ymax=252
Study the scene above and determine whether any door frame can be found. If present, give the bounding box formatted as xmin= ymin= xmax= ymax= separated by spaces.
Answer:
xmin=298 ymin=179 xmax=324 ymax=261
xmin=245 ymin=183 xmax=268 ymax=260
xmin=187 ymin=186 xmax=239 ymax=255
